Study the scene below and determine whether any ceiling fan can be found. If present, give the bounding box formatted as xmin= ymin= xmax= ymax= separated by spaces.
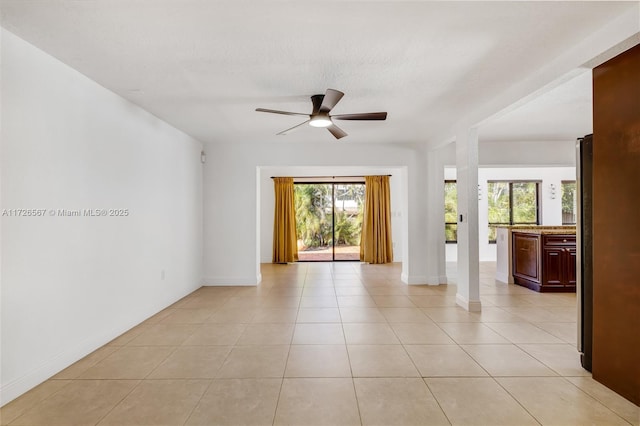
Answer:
xmin=256 ymin=89 xmax=387 ymax=139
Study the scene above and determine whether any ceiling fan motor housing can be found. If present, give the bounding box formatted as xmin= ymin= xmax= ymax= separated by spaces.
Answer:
xmin=311 ymin=94 xmax=324 ymax=114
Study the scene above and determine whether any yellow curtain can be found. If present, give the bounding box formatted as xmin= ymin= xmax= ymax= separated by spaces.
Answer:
xmin=273 ymin=177 xmax=299 ymax=263
xmin=360 ymin=175 xmax=394 ymax=264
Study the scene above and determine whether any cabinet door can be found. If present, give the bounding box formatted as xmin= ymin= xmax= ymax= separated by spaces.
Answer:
xmin=564 ymin=248 xmax=577 ymax=287
xmin=513 ymin=234 xmax=540 ymax=282
xmin=543 ymin=248 xmax=564 ymax=287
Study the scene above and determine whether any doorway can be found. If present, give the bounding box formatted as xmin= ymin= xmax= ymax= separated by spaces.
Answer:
xmin=294 ymin=182 xmax=365 ymax=261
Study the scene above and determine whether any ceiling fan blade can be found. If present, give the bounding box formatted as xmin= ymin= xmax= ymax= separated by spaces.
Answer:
xmin=332 ymin=112 xmax=387 ymax=121
xmin=277 ymin=120 xmax=310 ymax=135
xmin=319 ymin=89 xmax=345 ymax=113
xmin=256 ymin=108 xmax=308 ymax=117
xmin=327 ymin=123 xmax=347 ymax=139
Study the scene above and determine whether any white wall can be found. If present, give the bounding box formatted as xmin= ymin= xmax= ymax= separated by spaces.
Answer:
xmin=479 ymin=140 xmax=577 ymax=166
xmin=203 ymin=141 xmax=436 ymax=285
xmin=0 ymin=29 xmax=203 ymax=404
xmin=258 ymin=166 xmax=405 ymax=264
xmin=440 ymin=139 xmax=577 ymax=167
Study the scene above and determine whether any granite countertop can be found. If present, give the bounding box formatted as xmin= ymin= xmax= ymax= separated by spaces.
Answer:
xmin=496 ymin=225 xmax=576 ymax=231
xmin=498 ymin=225 xmax=576 ymax=235
xmin=512 ymin=228 xmax=577 ymax=235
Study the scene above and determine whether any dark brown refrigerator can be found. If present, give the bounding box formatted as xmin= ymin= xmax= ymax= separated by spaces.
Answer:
xmin=576 ymin=134 xmax=592 ymax=371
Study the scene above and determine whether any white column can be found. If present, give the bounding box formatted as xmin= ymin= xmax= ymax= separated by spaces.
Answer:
xmin=402 ymin=144 xmax=429 ymax=284
xmin=424 ymin=148 xmax=447 ymax=285
xmin=455 ymin=127 xmax=482 ymax=312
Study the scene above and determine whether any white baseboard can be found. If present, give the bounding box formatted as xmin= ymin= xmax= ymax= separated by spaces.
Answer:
xmin=495 ymin=274 xmax=514 ymax=284
xmin=400 ymin=274 xmax=428 ymax=285
xmin=495 ymin=271 xmax=509 ymax=284
xmin=456 ymin=294 xmax=482 ymax=312
xmin=202 ymin=276 xmax=259 ymax=286
xmin=401 ymin=274 xmax=448 ymax=286
xmin=424 ymin=275 xmax=449 ymax=286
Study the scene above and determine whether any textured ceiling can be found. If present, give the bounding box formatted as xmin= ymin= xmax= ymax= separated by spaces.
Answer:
xmin=480 ymin=70 xmax=593 ymax=142
xmin=0 ymin=1 xmax=636 ymax=145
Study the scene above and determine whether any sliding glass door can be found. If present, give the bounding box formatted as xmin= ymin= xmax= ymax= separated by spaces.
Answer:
xmin=294 ymin=184 xmax=333 ymax=261
xmin=294 ymin=182 xmax=365 ymax=261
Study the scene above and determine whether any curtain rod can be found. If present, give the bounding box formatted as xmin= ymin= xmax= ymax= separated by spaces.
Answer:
xmin=270 ymin=175 xmax=391 ymax=179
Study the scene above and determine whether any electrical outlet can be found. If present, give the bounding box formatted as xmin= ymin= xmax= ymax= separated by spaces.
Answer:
xmin=161 ymin=270 xmax=165 ymax=280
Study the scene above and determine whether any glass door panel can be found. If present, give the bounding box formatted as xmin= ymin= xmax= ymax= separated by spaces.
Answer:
xmin=333 ymin=183 xmax=365 ymax=260
xmin=294 ymin=182 xmax=365 ymax=261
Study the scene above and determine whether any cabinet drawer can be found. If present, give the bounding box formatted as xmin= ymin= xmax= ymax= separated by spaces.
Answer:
xmin=543 ymin=235 xmax=576 ymax=246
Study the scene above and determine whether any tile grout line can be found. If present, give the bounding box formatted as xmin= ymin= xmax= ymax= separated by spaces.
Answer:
xmin=181 ymin=378 xmax=215 ymax=426
xmin=562 ymin=378 xmax=636 ymax=426
xmin=0 ymin=379 xmax=75 ymax=425
xmin=271 ymin=263 xmax=307 ymax=425
xmin=90 ymin=341 xmax=187 ymax=424
xmin=490 ymin=376 xmax=544 ymax=426
xmin=421 ymin=379 xmax=454 ymax=426
xmin=88 ymin=378 xmax=143 ymax=426
xmin=335 ymin=266 xmax=366 ymax=426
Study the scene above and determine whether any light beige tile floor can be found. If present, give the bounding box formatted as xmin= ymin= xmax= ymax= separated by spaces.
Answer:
xmin=1 ymin=262 xmax=638 ymax=426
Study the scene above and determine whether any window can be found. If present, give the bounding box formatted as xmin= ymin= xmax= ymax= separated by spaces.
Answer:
xmin=561 ymin=181 xmax=577 ymax=225
xmin=444 ymin=180 xmax=457 ymax=243
xmin=487 ymin=181 xmax=540 ymax=243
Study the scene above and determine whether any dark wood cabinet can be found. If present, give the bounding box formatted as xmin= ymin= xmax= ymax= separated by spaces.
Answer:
xmin=543 ymin=247 xmax=564 ymax=286
xmin=512 ymin=233 xmax=541 ymax=290
xmin=542 ymin=234 xmax=576 ymax=291
xmin=512 ymin=232 xmax=576 ymax=292
xmin=566 ymin=248 xmax=576 ymax=286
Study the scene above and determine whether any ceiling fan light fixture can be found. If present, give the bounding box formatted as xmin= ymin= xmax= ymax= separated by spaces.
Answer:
xmin=309 ymin=116 xmax=332 ymax=128
xmin=256 ymin=89 xmax=387 ymax=139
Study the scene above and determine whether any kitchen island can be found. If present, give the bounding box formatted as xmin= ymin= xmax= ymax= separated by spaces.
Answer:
xmin=495 ymin=226 xmax=576 ymax=285
xmin=511 ymin=228 xmax=577 ymax=292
